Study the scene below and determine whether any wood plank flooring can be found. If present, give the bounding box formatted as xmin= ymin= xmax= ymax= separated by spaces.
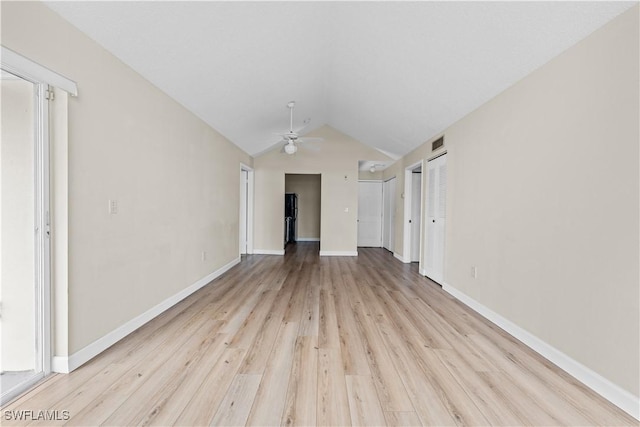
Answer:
xmin=2 ymin=242 xmax=636 ymax=426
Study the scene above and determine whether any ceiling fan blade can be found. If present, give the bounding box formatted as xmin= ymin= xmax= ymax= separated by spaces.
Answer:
xmin=302 ymin=144 xmax=321 ymax=152
xmin=293 ymin=118 xmax=312 ymax=135
xmin=298 ymin=137 xmax=324 ymax=143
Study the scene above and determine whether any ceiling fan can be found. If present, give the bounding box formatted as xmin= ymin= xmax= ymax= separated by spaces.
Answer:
xmin=277 ymin=101 xmax=323 ymax=154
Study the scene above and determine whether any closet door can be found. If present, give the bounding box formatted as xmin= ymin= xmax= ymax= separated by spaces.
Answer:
xmin=410 ymin=172 xmax=422 ymax=262
xmin=357 ymin=181 xmax=382 ymax=247
xmin=424 ymin=154 xmax=447 ymax=283
xmin=382 ymin=178 xmax=396 ymax=252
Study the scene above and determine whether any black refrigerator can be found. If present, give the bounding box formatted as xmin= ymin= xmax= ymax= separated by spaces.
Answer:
xmin=285 ymin=193 xmax=298 ymax=245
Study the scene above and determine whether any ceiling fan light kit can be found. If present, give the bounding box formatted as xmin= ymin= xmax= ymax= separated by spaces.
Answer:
xmin=370 ymin=164 xmax=384 ymax=173
xmin=284 ymin=143 xmax=297 ymax=154
xmin=277 ymin=100 xmax=324 ymax=155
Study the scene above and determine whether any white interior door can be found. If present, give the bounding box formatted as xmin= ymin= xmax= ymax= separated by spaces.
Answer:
xmin=424 ymin=154 xmax=447 ymax=283
xmin=388 ymin=178 xmax=396 ymax=252
xmin=239 ymin=169 xmax=248 ymax=254
xmin=411 ymin=172 xmax=422 ymax=262
xmin=357 ymin=181 xmax=382 ymax=247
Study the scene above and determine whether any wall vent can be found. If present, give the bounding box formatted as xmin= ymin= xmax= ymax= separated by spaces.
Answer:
xmin=432 ymin=136 xmax=444 ymax=152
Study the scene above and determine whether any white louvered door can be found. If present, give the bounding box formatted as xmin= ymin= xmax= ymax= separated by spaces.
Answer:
xmin=424 ymin=154 xmax=447 ymax=284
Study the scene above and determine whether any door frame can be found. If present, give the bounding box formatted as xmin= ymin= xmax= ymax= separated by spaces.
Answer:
xmin=239 ymin=163 xmax=254 ymax=255
xmin=284 ymin=173 xmax=322 ymax=252
xmin=402 ymin=160 xmax=423 ymax=264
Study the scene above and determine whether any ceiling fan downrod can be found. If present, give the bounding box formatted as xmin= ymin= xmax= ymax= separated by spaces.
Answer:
xmin=287 ymin=101 xmax=295 ymax=134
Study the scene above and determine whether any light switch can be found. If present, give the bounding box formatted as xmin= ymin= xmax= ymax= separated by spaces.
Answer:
xmin=109 ymin=199 xmax=118 ymax=214
xmin=344 ymin=207 xmax=349 ymax=213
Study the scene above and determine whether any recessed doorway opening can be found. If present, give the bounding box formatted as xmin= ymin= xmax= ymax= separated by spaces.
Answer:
xmin=284 ymin=174 xmax=321 ymax=253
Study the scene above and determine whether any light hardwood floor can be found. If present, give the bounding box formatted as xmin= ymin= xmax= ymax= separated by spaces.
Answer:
xmin=2 ymin=243 xmax=636 ymax=426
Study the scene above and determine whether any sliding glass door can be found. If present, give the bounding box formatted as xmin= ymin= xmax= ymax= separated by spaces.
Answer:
xmin=1 ymin=69 xmax=50 ymax=404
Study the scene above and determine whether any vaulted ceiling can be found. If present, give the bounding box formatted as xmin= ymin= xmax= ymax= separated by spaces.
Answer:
xmin=45 ymin=1 xmax=634 ymax=158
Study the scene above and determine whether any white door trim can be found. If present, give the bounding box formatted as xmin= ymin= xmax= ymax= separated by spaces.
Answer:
xmin=36 ymin=83 xmax=52 ymax=376
xmin=1 ymin=46 xmax=78 ymax=96
xmin=402 ymin=160 xmax=423 ymax=264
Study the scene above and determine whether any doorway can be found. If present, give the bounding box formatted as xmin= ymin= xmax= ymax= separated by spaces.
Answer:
xmin=0 ymin=70 xmax=51 ymax=404
xmin=284 ymin=174 xmax=321 ymax=252
xmin=403 ymin=161 xmax=423 ymax=263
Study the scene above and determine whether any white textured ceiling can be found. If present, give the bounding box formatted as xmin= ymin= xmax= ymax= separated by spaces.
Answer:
xmin=45 ymin=1 xmax=634 ymax=158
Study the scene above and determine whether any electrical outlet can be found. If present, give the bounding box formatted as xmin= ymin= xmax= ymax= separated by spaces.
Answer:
xmin=344 ymin=207 xmax=349 ymax=213
xmin=201 ymin=251 xmax=207 ymax=261
xmin=108 ymin=199 xmax=118 ymax=214
xmin=471 ymin=266 xmax=477 ymax=279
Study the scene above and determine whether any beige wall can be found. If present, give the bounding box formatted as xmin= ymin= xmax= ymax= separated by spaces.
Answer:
xmin=1 ymin=2 xmax=252 ymax=355
xmin=254 ymin=126 xmax=391 ymax=254
xmin=285 ymin=174 xmax=321 ymax=240
xmin=1 ymin=78 xmax=36 ymax=371
xmin=388 ymin=6 xmax=640 ymax=397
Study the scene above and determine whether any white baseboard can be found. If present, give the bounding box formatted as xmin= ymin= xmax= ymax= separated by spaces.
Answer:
xmin=52 ymin=256 xmax=241 ymax=374
xmin=253 ymin=249 xmax=285 ymax=255
xmin=419 ymin=268 xmax=427 ymax=276
xmin=394 ymin=252 xmax=409 ymax=263
xmin=52 ymin=356 xmax=68 ymax=373
xmin=297 ymin=238 xmax=320 ymax=242
xmin=319 ymin=250 xmax=358 ymax=256
xmin=442 ymin=282 xmax=640 ymax=421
